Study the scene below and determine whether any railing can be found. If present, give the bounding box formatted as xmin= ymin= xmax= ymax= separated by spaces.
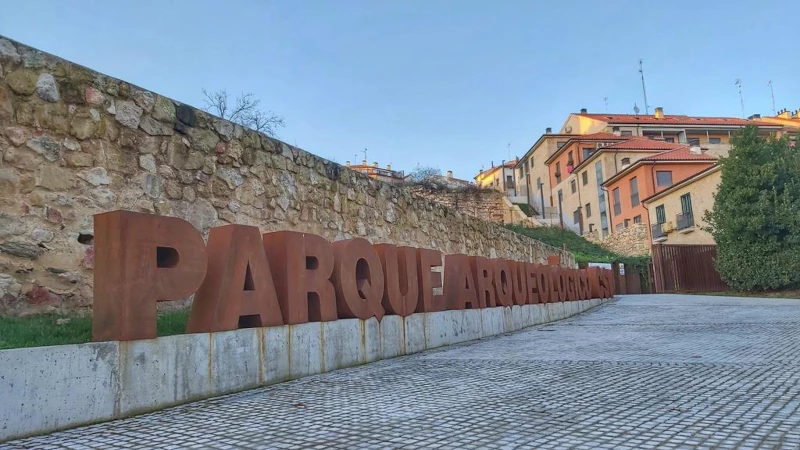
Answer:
xmin=676 ymin=212 xmax=694 ymax=231
xmin=651 ymin=223 xmax=666 ymax=240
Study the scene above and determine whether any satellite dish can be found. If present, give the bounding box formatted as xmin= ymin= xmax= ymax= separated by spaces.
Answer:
xmin=633 ymin=103 xmax=640 ymax=115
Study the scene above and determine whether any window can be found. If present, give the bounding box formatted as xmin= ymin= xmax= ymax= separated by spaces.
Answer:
xmin=688 ymin=137 xmax=701 ymax=146
xmin=630 ymin=177 xmax=639 ymax=206
xmin=633 ymin=215 xmax=642 ymax=224
xmin=537 ymin=177 xmax=542 ymax=189
xmin=612 ymin=188 xmax=621 ymax=215
xmin=594 ymin=161 xmax=603 ymax=184
xmin=530 ymin=159 xmax=534 ymax=168
xmin=570 ymin=179 xmax=577 ymax=194
xmin=555 ymin=162 xmax=562 ymax=183
xmin=582 ymin=171 xmax=588 ymax=185
xmin=621 ymin=130 xmax=633 ymax=136
xmin=655 ymin=205 xmax=666 ymax=224
xmin=616 ymin=223 xmax=624 ymax=231
xmin=664 ymin=137 xmax=675 ymax=143
xmin=709 ymin=137 xmax=722 ymax=144
xmin=573 ymin=209 xmax=583 ymax=234
xmin=557 ymin=141 xmax=567 ymax=149
xmin=624 ymin=219 xmax=630 ymax=228
xmin=589 ymin=223 xmax=595 ymax=232
xmin=583 ymin=147 xmax=594 ymax=159
xmin=567 ymin=151 xmax=574 ymax=165
xmin=656 ymin=171 xmax=673 ymax=187
xmin=680 ymin=193 xmax=693 ymax=216
xmin=621 ymin=157 xmax=631 ymax=166
xmin=506 ymin=175 xmax=513 ymax=186
xmin=585 ymin=203 xmax=592 ymax=218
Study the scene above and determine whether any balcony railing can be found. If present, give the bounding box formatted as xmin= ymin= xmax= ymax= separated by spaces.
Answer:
xmin=676 ymin=212 xmax=694 ymax=231
xmin=651 ymin=223 xmax=666 ymax=241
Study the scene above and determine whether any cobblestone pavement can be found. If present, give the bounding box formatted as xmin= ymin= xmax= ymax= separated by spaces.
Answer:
xmin=4 ymin=294 xmax=800 ymax=449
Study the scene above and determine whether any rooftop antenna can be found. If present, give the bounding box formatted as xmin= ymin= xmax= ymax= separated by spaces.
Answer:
xmin=633 ymin=103 xmax=640 ymax=115
xmin=734 ymin=79 xmax=745 ymax=118
xmin=638 ymin=59 xmax=650 ymax=115
xmin=604 ymin=97 xmax=609 ymax=112
xmin=362 ymin=148 xmax=368 ymax=162
xmin=507 ymin=142 xmax=511 ymax=160
xmin=768 ymin=80 xmax=776 ymax=116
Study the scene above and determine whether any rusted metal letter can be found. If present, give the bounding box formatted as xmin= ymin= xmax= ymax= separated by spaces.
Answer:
xmin=332 ymin=238 xmax=386 ymax=321
xmin=443 ymin=254 xmax=479 ymax=310
xmin=493 ymin=258 xmax=514 ymax=307
xmin=187 ymin=225 xmax=284 ymax=333
xmin=416 ymin=248 xmax=444 ymax=312
xmin=93 ymin=211 xmax=207 ymax=341
xmin=262 ymin=231 xmax=338 ymax=324
xmin=375 ymin=244 xmax=419 ymax=317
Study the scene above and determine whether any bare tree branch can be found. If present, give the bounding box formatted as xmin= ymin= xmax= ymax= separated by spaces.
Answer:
xmin=201 ymin=89 xmax=285 ymax=137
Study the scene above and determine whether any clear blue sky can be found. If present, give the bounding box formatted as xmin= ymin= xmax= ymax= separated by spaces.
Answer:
xmin=2 ymin=1 xmax=798 ymax=179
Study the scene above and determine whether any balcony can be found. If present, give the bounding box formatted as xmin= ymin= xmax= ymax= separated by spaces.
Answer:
xmin=651 ymin=223 xmax=667 ymax=243
xmin=676 ymin=213 xmax=695 ymax=233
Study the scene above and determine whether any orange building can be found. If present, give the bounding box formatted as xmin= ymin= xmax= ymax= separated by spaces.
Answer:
xmin=601 ymin=147 xmax=717 ymax=232
xmin=346 ymin=160 xmax=405 ymax=184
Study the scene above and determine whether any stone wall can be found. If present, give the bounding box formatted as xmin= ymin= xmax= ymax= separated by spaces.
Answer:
xmin=0 ymin=36 xmax=573 ymax=316
xmin=597 ymin=223 xmax=650 ymax=256
xmin=404 ymin=184 xmax=507 ymax=224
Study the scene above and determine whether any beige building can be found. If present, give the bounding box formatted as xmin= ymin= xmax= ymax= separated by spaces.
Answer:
xmin=475 ymin=160 xmax=518 ymax=197
xmin=346 ymin=160 xmax=405 ymax=184
xmin=642 ymin=165 xmax=721 ymax=246
xmin=514 ymin=130 xmax=575 ymax=221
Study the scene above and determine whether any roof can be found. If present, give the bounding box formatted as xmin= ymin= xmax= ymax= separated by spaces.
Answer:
xmin=602 ymin=138 xmax=687 ymax=151
xmin=601 ymin=148 xmax=718 ymax=187
xmin=577 ymin=113 xmax=782 ymax=128
xmin=642 ymin=165 xmax=722 ymax=204
xmin=515 ymin=133 xmax=578 ymax=168
xmin=543 ymin=133 xmax=630 ymax=164
xmin=476 ymin=160 xmax=517 ymax=179
xmin=639 ymin=146 xmax=718 ymax=162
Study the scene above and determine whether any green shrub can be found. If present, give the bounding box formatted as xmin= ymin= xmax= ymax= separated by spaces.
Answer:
xmin=704 ymin=126 xmax=800 ymax=291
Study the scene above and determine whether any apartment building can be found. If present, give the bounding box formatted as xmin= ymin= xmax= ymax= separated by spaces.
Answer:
xmin=601 ymin=147 xmax=717 ymax=235
xmin=558 ymin=107 xmax=783 ymax=157
xmin=475 ymin=160 xmax=518 ymax=197
xmin=346 ymin=160 xmax=405 ymax=184
xmin=514 ymin=130 xmax=575 ymax=219
xmin=643 ymin=165 xmax=721 ymax=246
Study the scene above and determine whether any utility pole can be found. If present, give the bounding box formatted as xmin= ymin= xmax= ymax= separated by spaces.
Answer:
xmin=735 ymin=79 xmax=745 ymax=118
xmin=638 ymin=59 xmax=650 ymax=115
xmin=768 ymin=80 xmax=776 ymax=116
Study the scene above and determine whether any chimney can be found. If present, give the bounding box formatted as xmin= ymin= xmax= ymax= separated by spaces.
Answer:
xmin=545 ymin=127 xmax=552 ymax=134
xmin=446 ymin=170 xmax=453 ymax=179
xmin=362 ymin=159 xmax=367 ymax=165
xmin=345 ymin=161 xmax=351 ymax=167
xmin=386 ymin=163 xmax=392 ymax=170
xmin=580 ymin=108 xmax=588 ymax=114
xmin=654 ymin=107 xmax=664 ymax=119
xmin=748 ymin=114 xmax=761 ymax=120
xmin=491 ymin=160 xmax=494 ymax=168
xmin=372 ymin=162 xmax=378 ymax=168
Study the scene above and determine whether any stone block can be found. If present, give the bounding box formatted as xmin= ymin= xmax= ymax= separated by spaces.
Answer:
xmin=323 ymin=318 xmax=363 ymax=371
xmin=288 ymin=322 xmax=323 ymax=379
xmin=211 ymin=328 xmax=261 ymax=395
xmin=379 ymin=315 xmax=404 ymax=359
xmin=118 ymin=334 xmax=211 ymax=415
xmin=0 ymin=342 xmax=119 ymax=439
xmin=263 ymin=325 xmax=290 ymax=384
xmin=364 ymin=317 xmax=382 ymax=363
xmin=404 ymin=313 xmax=426 ymax=354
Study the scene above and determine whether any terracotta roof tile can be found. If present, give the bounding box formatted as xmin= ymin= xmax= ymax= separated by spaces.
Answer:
xmin=640 ymin=146 xmax=718 ymax=161
xmin=603 ymin=138 xmax=687 ymax=151
xmin=578 ymin=113 xmax=781 ymax=127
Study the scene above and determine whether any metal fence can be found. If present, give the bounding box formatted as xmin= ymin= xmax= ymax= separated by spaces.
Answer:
xmin=651 ymin=245 xmax=727 ymax=293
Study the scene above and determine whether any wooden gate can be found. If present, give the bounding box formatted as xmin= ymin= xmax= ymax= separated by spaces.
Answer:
xmin=651 ymin=245 xmax=726 ymax=293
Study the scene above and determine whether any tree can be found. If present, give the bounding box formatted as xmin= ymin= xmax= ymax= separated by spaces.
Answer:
xmin=202 ymin=89 xmax=285 ymax=137
xmin=704 ymin=126 xmax=800 ymax=291
xmin=408 ymin=165 xmax=442 ymax=183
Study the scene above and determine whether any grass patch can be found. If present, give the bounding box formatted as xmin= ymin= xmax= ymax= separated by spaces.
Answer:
xmin=506 ymin=224 xmax=650 ymax=275
xmin=0 ymin=310 xmax=191 ymax=350
xmin=513 ymin=203 xmax=535 ymax=217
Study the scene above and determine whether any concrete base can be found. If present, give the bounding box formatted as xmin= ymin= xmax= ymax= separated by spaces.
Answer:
xmin=0 ymin=298 xmax=609 ymax=441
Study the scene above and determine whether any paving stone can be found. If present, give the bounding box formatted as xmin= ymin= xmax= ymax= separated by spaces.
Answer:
xmin=3 ymin=294 xmax=800 ymax=449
